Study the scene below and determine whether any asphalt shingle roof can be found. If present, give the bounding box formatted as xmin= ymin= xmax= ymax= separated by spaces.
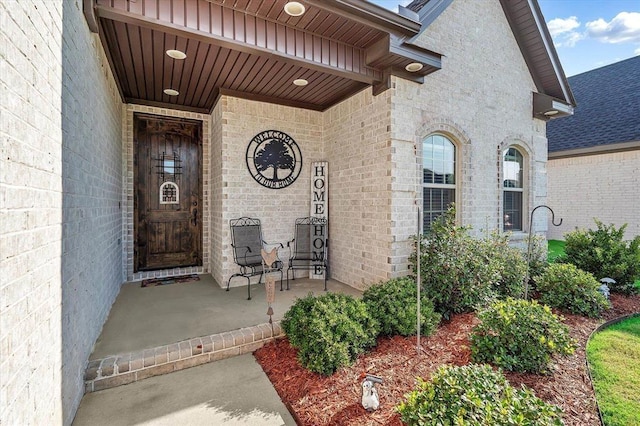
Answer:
xmin=547 ymin=56 xmax=640 ymax=153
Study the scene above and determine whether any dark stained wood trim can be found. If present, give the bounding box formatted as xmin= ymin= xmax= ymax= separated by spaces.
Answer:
xmin=95 ymin=5 xmax=382 ymax=85
xmin=126 ymin=97 xmax=211 ymax=114
xmin=83 ymin=0 xmax=99 ymax=33
xmin=304 ymin=0 xmax=421 ymax=36
xmin=218 ymin=88 xmax=325 ymax=111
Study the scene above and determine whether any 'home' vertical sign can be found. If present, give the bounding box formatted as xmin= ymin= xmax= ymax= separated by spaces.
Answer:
xmin=310 ymin=162 xmax=328 ymax=279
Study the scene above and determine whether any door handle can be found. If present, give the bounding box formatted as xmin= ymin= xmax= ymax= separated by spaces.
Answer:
xmin=192 ymin=208 xmax=198 ymax=225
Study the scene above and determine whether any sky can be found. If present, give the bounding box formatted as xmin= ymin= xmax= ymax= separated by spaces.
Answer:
xmin=369 ymin=0 xmax=640 ymax=77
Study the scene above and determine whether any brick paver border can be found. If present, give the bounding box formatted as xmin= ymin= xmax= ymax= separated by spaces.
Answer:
xmin=84 ymin=322 xmax=283 ymax=393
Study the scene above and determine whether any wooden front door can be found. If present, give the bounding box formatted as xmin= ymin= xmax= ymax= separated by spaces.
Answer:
xmin=134 ymin=114 xmax=202 ymax=271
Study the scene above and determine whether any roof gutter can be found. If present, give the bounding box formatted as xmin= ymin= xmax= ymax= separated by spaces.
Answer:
xmin=303 ymin=0 xmax=422 ymax=36
xmin=549 ymin=140 xmax=640 ymax=159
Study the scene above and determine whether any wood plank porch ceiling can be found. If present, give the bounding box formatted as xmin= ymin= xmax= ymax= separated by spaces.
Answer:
xmin=86 ymin=0 xmax=443 ymax=113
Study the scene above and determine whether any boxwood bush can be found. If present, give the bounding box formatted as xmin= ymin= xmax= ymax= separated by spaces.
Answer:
xmin=362 ymin=277 xmax=441 ymax=337
xmin=397 ymin=364 xmax=563 ymax=425
xmin=281 ymin=293 xmax=379 ymax=375
xmin=562 ymin=220 xmax=640 ymax=294
xmin=471 ymin=298 xmax=576 ymax=374
xmin=536 ymin=263 xmax=610 ymax=318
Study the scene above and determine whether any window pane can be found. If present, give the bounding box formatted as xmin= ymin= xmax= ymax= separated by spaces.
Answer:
xmin=424 ymin=135 xmax=456 ymax=185
xmin=503 ymin=191 xmax=522 ymax=231
xmin=424 ymin=187 xmax=455 ymax=231
xmin=423 ymin=134 xmax=457 ymax=231
xmin=503 ymin=147 xmax=523 ymax=188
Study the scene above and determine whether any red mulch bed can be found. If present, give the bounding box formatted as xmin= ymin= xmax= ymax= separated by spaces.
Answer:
xmin=254 ymin=294 xmax=640 ymax=425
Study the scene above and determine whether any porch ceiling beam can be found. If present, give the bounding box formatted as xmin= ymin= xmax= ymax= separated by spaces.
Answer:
xmin=93 ymin=4 xmax=382 ymax=85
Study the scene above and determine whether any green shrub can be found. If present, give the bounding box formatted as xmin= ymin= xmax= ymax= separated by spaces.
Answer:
xmin=471 ymin=298 xmax=576 ymax=373
xmin=491 ymin=239 xmax=528 ymax=298
xmin=410 ymin=208 xmax=501 ymax=318
xmin=362 ymin=277 xmax=440 ymax=337
xmin=536 ymin=263 xmax=610 ymax=318
xmin=526 ymin=234 xmax=550 ymax=290
xmin=282 ymin=293 xmax=379 ymax=375
xmin=563 ymin=220 xmax=640 ymax=294
xmin=397 ymin=364 xmax=563 ymax=426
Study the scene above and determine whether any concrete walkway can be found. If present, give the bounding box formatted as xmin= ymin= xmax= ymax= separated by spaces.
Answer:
xmin=73 ymin=354 xmax=297 ymax=425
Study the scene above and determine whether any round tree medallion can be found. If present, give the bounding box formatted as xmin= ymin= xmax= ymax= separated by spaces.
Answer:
xmin=246 ymin=130 xmax=302 ymax=189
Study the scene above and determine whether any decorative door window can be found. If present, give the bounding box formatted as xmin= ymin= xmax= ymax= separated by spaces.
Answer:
xmin=155 ymin=151 xmax=182 ymax=204
xmin=160 ymin=181 xmax=179 ymax=204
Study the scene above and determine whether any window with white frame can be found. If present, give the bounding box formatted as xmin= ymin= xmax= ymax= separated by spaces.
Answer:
xmin=503 ymin=147 xmax=524 ymax=231
xmin=423 ymin=134 xmax=456 ymax=231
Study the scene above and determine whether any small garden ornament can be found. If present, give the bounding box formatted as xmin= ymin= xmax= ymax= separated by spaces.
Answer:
xmin=599 ymin=277 xmax=614 ymax=300
xmin=361 ymin=374 xmax=383 ymax=411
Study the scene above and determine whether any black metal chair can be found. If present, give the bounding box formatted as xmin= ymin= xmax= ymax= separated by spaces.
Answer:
xmin=286 ymin=217 xmax=328 ymax=291
xmin=228 ymin=217 xmax=283 ymax=300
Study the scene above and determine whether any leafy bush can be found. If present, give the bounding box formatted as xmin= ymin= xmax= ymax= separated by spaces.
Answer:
xmin=282 ymin=293 xmax=379 ymax=375
xmin=410 ymin=208 xmax=501 ymax=318
xmin=410 ymin=207 xmax=529 ymax=317
xmin=362 ymin=277 xmax=440 ymax=337
xmin=526 ymin=234 xmax=550 ymax=289
xmin=536 ymin=263 xmax=610 ymax=318
xmin=563 ymin=220 xmax=640 ymax=294
xmin=490 ymin=239 xmax=528 ymax=298
xmin=397 ymin=364 xmax=563 ymax=425
xmin=471 ymin=298 xmax=576 ymax=373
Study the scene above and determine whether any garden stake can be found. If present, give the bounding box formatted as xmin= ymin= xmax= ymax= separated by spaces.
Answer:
xmin=417 ymin=207 xmax=422 ymax=354
xmin=524 ymin=205 xmax=562 ymax=299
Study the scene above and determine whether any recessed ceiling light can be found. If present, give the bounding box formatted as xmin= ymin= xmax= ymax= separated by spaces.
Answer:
xmin=293 ymin=78 xmax=308 ymax=86
xmin=166 ymin=49 xmax=187 ymax=60
xmin=405 ymin=62 xmax=423 ymax=72
xmin=163 ymin=88 xmax=179 ymax=96
xmin=544 ymin=110 xmax=559 ymax=116
xmin=284 ymin=2 xmax=305 ymax=16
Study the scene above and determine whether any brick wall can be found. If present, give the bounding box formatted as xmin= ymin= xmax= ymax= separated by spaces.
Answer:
xmin=1 ymin=1 xmax=64 ymax=423
xmin=58 ymin=0 xmax=123 ymax=423
xmin=391 ymin=0 xmax=548 ymax=244
xmin=219 ymin=97 xmax=324 ymax=287
xmin=210 ymin=101 xmax=224 ymax=284
xmin=323 ymin=89 xmax=395 ymax=289
xmin=547 ymin=150 xmax=640 ymax=240
xmin=1 ymin=1 xmax=125 ymax=423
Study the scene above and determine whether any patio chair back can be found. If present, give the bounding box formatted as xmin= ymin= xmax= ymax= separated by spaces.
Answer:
xmin=287 ymin=217 xmax=328 ymax=291
xmin=228 ymin=217 xmax=283 ymax=300
xmin=230 ymin=218 xmax=263 ymax=267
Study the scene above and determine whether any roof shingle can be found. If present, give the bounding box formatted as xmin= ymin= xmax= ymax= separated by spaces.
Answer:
xmin=547 ymin=56 xmax=640 ymax=153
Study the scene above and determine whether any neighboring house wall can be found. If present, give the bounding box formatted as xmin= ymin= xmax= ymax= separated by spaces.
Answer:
xmin=219 ymin=96 xmax=324 ymax=288
xmin=1 ymin=1 xmax=64 ymax=424
xmin=391 ymin=0 xmax=548 ymax=261
xmin=547 ymin=150 xmax=640 ymax=240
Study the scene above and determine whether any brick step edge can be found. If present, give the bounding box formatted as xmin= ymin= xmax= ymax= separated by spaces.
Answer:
xmin=84 ymin=321 xmax=283 ymax=393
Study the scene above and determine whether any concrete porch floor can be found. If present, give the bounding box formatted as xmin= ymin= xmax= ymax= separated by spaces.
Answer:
xmin=83 ymin=274 xmax=362 ymax=394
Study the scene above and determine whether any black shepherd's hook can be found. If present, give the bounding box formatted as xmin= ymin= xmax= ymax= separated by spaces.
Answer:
xmin=524 ymin=205 xmax=562 ymax=299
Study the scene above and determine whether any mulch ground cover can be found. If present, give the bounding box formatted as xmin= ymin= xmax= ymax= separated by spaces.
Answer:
xmin=254 ymin=293 xmax=640 ymax=426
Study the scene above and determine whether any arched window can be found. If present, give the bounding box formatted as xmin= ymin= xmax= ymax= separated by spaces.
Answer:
xmin=503 ymin=147 xmax=524 ymax=231
xmin=423 ymin=134 xmax=456 ymax=230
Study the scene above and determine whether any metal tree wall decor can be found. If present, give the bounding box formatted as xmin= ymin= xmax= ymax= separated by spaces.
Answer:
xmin=246 ymin=130 xmax=302 ymax=189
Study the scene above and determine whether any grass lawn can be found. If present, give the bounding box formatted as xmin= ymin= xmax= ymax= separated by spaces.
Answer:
xmin=586 ymin=316 xmax=640 ymax=426
xmin=547 ymin=239 xmax=566 ymax=262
